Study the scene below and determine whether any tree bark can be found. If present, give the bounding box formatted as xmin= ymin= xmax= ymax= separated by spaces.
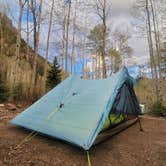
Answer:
xmin=71 ymin=6 xmax=77 ymax=74
xmin=31 ymin=0 xmax=43 ymax=94
xmin=14 ymin=0 xmax=23 ymax=84
xmin=150 ymin=0 xmax=161 ymax=78
xmin=65 ymin=1 xmax=71 ymax=72
xmin=102 ymin=0 xmax=107 ymax=78
xmin=26 ymin=0 xmax=30 ymax=61
xmin=61 ymin=6 xmax=66 ymax=70
xmin=43 ymin=0 xmax=55 ymax=92
xmin=95 ymin=0 xmax=108 ymax=78
xmin=145 ymin=0 xmax=159 ymax=101
xmin=0 ymin=13 xmax=3 ymax=56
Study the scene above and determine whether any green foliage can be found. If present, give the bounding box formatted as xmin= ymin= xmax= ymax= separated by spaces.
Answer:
xmin=0 ymin=73 xmax=9 ymax=102
xmin=12 ymin=82 xmax=23 ymax=101
xmin=150 ymin=100 xmax=166 ymax=117
xmin=88 ymin=24 xmax=108 ymax=53
xmin=46 ymin=57 xmax=61 ymax=90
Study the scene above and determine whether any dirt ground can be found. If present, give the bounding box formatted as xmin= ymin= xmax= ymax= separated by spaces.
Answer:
xmin=0 ymin=106 xmax=166 ymax=166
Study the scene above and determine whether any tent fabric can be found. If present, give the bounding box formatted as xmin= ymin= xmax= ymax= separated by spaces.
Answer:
xmin=112 ymin=82 xmax=140 ymax=115
xmin=101 ymin=114 xmax=125 ymax=131
xmin=10 ymin=67 xmax=140 ymax=150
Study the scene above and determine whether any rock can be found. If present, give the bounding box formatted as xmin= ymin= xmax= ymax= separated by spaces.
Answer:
xmin=16 ymin=104 xmax=22 ymax=108
xmin=5 ymin=103 xmax=17 ymax=111
xmin=0 ymin=104 xmax=5 ymax=107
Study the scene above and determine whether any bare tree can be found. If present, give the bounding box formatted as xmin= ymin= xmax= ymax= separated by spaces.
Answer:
xmin=61 ymin=5 xmax=66 ymax=70
xmin=71 ymin=3 xmax=77 ymax=74
xmin=94 ymin=0 xmax=111 ymax=78
xmin=14 ymin=0 xmax=24 ymax=84
xmin=145 ymin=0 xmax=160 ymax=101
xmin=0 ymin=13 xmax=3 ymax=56
xmin=30 ymin=0 xmax=43 ymax=93
xmin=65 ymin=0 xmax=71 ymax=72
xmin=149 ymin=0 xmax=162 ymax=78
xmin=16 ymin=0 xmax=23 ymax=63
xmin=26 ymin=0 xmax=30 ymax=61
xmin=113 ymin=27 xmax=133 ymax=66
xmin=43 ymin=0 xmax=55 ymax=92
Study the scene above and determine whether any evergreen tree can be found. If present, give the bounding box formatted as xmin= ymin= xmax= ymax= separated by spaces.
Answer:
xmin=46 ymin=57 xmax=61 ymax=90
xmin=0 ymin=73 xmax=9 ymax=102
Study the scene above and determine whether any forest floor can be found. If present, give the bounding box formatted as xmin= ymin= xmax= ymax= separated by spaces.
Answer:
xmin=0 ymin=105 xmax=166 ymax=166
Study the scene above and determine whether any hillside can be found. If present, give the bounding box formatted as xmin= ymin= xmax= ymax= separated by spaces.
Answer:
xmin=135 ymin=78 xmax=166 ymax=113
xmin=0 ymin=13 xmax=50 ymax=101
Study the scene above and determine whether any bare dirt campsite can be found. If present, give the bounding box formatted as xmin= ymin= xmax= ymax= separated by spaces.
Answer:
xmin=0 ymin=0 xmax=166 ymax=166
xmin=0 ymin=105 xmax=166 ymax=166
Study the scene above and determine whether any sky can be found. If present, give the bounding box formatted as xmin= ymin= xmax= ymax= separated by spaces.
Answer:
xmin=110 ymin=0 xmax=149 ymax=66
xmin=0 ymin=0 xmax=150 ymax=76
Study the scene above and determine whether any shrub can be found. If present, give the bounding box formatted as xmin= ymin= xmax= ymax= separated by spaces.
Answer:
xmin=12 ymin=82 xmax=23 ymax=101
xmin=0 ymin=73 xmax=9 ymax=102
xmin=150 ymin=100 xmax=166 ymax=117
xmin=46 ymin=57 xmax=61 ymax=90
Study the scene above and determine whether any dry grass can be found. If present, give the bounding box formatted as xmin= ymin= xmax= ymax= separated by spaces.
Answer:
xmin=135 ymin=78 xmax=166 ymax=112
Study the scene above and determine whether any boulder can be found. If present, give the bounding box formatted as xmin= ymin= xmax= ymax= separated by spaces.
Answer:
xmin=5 ymin=103 xmax=17 ymax=111
xmin=0 ymin=104 xmax=5 ymax=107
xmin=16 ymin=104 xmax=22 ymax=108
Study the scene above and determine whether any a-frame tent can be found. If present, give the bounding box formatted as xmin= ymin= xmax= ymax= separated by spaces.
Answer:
xmin=11 ymin=67 xmax=141 ymax=150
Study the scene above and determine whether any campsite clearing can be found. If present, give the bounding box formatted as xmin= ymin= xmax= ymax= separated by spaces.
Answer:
xmin=0 ymin=106 xmax=166 ymax=166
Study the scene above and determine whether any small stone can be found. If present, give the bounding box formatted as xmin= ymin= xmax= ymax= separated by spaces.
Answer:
xmin=16 ymin=104 xmax=22 ymax=108
xmin=5 ymin=103 xmax=17 ymax=111
xmin=0 ymin=104 xmax=5 ymax=107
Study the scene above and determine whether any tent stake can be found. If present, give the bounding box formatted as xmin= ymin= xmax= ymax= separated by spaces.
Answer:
xmin=86 ymin=151 xmax=92 ymax=166
xmin=137 ymin=117 xmax=143 ymax=131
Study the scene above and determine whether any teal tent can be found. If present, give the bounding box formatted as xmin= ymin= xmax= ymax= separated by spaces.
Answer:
xmin=11 ymin=67 xmax=141 ymax=150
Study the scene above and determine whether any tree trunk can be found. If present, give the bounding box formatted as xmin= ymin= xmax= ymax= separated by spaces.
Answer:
xmin=16 ymin=0 xmax=23 ymax=61
xmin=146 ymin=19 xmax=154 ymax=77
xmin=65 ymin=1 xmax=71 ymax=72
xmin=101 ymin=0 xmax=107 ymax=78
xmin=145 ymin=0 xmax=159 ymax=101
xmin=43 ymin=0 xmax=54 ymax=92
xmin=0 ymin=13 xmax=3 ymax=56
xmin=150 ymin=0 xmax=161 ymax=78
xmin=61 ymin=6 xmax=66 ymax=70
xmin=31 ymin=0 xmax=43 ymax=95
xmin=71 ymin=6 xmax=76 ymax=74
xmin=26 ymin=0 xmax=30 ymax=61
xmin=14 ymin=0 xmax=23 ymax=84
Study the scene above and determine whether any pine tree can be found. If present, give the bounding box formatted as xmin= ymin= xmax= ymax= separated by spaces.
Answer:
xmin=46 ymin=57 xmax=61 ymax=90
xmin=0 ymin=73 xmax=9 ymax=102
